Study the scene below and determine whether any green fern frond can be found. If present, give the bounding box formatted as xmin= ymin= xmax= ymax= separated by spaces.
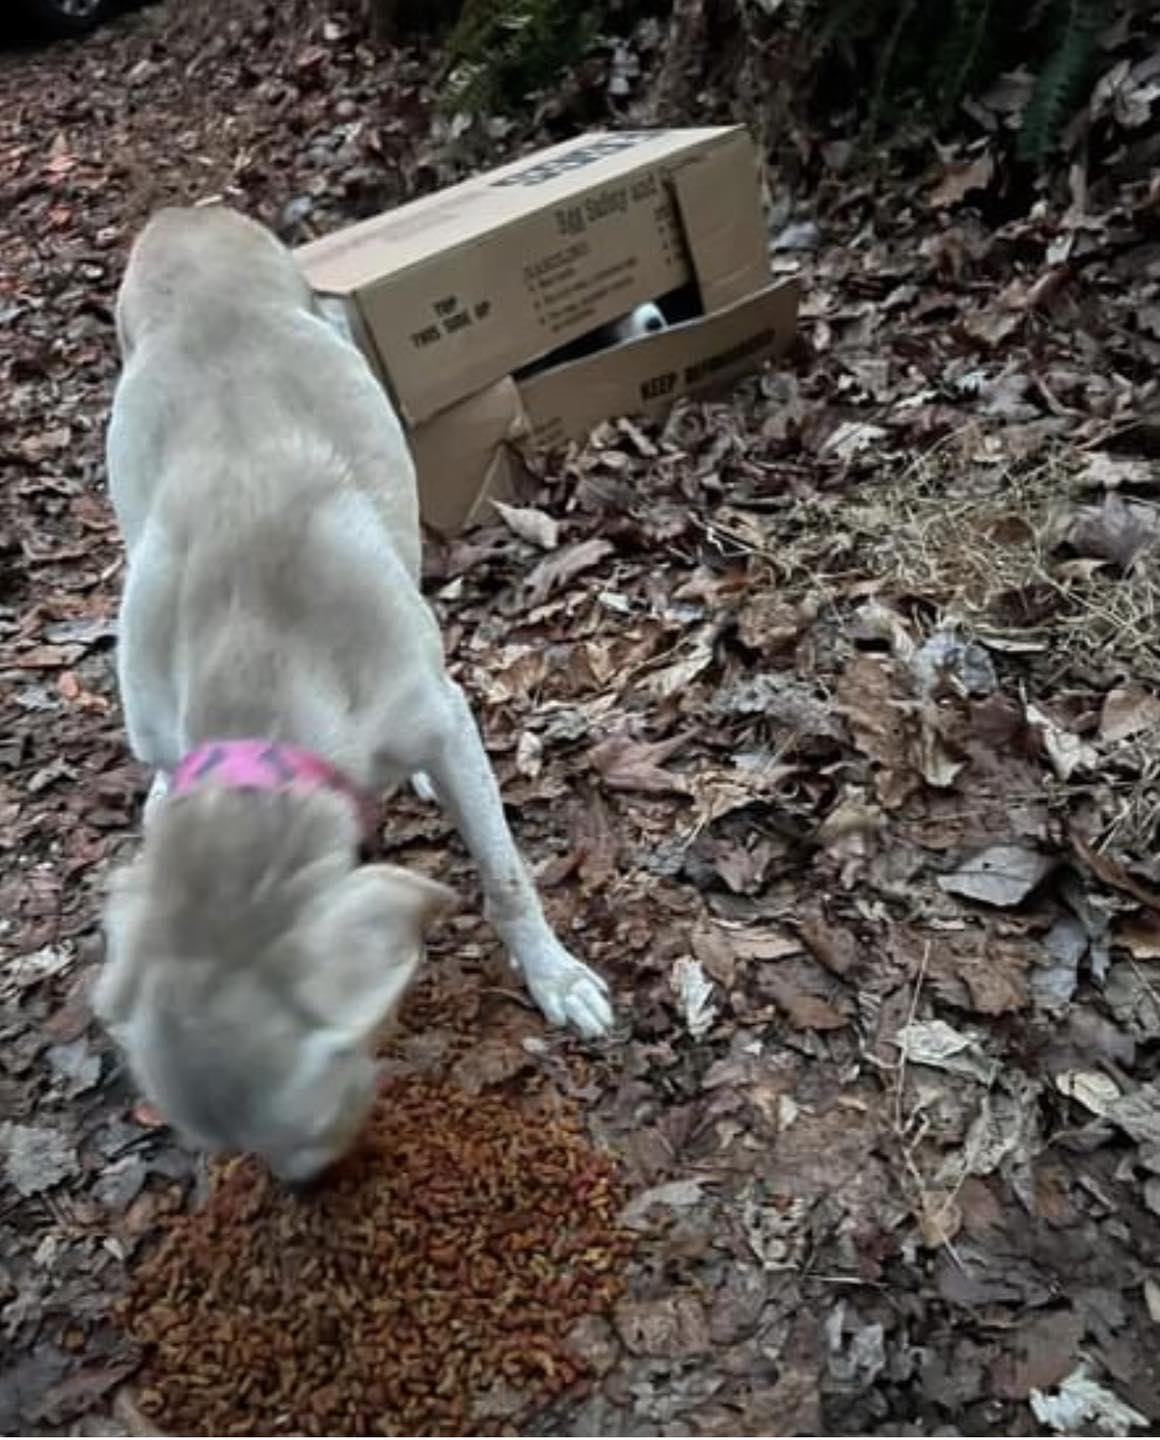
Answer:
xmin=804 ymin=0 xmax=889 ymax=68
xmin=933 ymin=0 xmax=994 ymax=123
xmin=866 ymin=0 xmax=918 ymax=135
xmin=430 ymin=0 xmax=1118 ymax=150
xmin=1018 ymin=0 xmax=1109 ymax=162
xmin=441 ymin=0 xmax=599 ymax=115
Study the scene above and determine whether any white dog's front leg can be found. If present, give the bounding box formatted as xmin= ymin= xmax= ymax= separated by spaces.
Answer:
xmin=425 ymin=684 xmax=613 ymax=1038
xmin=143 ymin=771 xmax=170 ymax=827
xmin=411 ymin=771 xmax=437 ymax=803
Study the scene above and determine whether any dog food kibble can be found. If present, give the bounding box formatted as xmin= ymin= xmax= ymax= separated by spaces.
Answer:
xmin=120 ymin=1078 xmax=631 ymax=1437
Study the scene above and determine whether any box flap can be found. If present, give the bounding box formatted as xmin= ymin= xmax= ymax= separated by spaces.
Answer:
xmin=519 ymin=278 xmax=800 ymax=450
xmin=670 ymin=133 xmax=771 ymax=312
xmin=407 ymin=378 xmax=527 ymax=536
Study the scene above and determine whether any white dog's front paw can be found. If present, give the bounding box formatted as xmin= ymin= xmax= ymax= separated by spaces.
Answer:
xmin=523 ymin=949 xmax=614 ymax=1038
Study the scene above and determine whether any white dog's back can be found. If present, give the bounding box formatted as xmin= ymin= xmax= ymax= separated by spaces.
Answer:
xmin=109 ymin=206 xmax=422 ymax=577
xmin=107 ymin=207 xmax=445 ymax=788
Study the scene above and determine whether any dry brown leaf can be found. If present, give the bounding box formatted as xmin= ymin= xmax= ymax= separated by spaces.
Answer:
xmin=614 ymin=1295 xmax=711 ymax=1358
xmin=644 ymin=623 xmax=720 ymax=698
xmin=820 ymin=419 xmax=888 ymax=460
xmin=514 ymin=730 xmax=542 ymax=778
xmin=481 ymin=648 xmax=550 ymax=705
xmin=917 ymin=1189 xmax=964 ymax=1249
xmin=691 ymin=925 xmax=738 ymax=986
xmin=573 ymin=788 xmax=618 ymax=891
xmin=928 ymin=150 xmax=995 ymax=208
xmin=911 ymin=633 xmax=997 ymax=698
xmin=1 ymin=1123 xmax=77 ymax=1196
xmin=3 ymin=644 xmax=84 ymax=671
xmin=1026 ymin=702 xmax=1099 ymax=780
xmin=964 ymin=306 xmax=1022 ymax=348
xmin=735 ymin=593 xmax=803 ymax=652
xmin=852 ymin=599 xmax=916 ymax=659
xmin=765 ymin=972 xmax=849 ymax=1031
xmin=687 ymin=761 xmax=796 ymax=827
xmin=619 ymin=1179 xmax=706 ymax=1230
xmin=1054 ymin=1070 xmax=1121 ymax=1117
xmin=1107 ymin=1084 xmax=1160 ymax=1146
xmin=1069 ymin=492 xmax=1160 ymax=570
xmin=449 ymin=1038 xmax=533 ymax=1095
xmin=587 ymin=731 xmax=691 ymax=794
xmin=1079 ymin=452 xmax=1159 ymax=491
xmin=525 ymin=537 xmax=614 ymax=604
xmin=1030 ymin=1363 xmax=1149 ymax=1434
xmin=992 ymin=1309 xmax=1084 ymax=1401
xmin=714 ymin=840 xmax=776 ymax=894
xmin=490 ymin=500 xmax=560 ymax=551
xmin=797 ymin=916 xmax=859 ymax=978
xmin=899 ymin=1020 xmax=998 ymax=1084
xmin=835 ymin=655 xmax=918 ymax=809
xmin=670 ymin=956 xmax=717 ymax=1038
xmin=1100 ymin=684 xmax=1160 ymax=744
xmin=938 ymin=845 xmax=1054 ymax=908
xmin=922 ymin=929 xmax=1038 ymax=1015
xmin=918 ymin=709 xmax=966 ymax=789
xmin=1071 ymin=828 xmax=1160 ymax=913
xmin=714 ymin=672 xmax=842 ymax=736
xmin=1105 ymin=959 xmax=1160 ymax=1038
xmin=1113 ymin=912 xmax=1160 ymax=959
xmin=817 ymin=792 xmax=883 ymax=860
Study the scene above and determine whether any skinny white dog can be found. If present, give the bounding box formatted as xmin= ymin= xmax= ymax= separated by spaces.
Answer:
xmin=95 ymin=206 xmax=612 ymax=1183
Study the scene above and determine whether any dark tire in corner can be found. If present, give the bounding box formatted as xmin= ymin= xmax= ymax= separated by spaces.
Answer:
xmin=12 ymin=0 xmax=114 ymax=39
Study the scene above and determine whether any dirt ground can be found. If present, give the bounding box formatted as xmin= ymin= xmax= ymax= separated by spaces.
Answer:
xmin=2 ymin=2 xmax=1160 ymax=1436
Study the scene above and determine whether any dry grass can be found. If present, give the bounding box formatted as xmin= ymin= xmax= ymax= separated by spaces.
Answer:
xmin=766 ymin=445 xmax=1160 ymax=687
xmin=743 ymin=442 xmax=1160 ymax=861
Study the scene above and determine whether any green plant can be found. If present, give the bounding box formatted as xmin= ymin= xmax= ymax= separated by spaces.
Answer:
xmin=388 ymin=0 xmax=1119 ymax=165
xmin=797 ymin=0 xmax=1113 ymax=158
xmin=934 ymin=0 xmax=997 ymax=124
xmin=1018 ymin=0 xmax=1111 ymax=161
xmin=441 ymin=0 xmax=602 ymax=114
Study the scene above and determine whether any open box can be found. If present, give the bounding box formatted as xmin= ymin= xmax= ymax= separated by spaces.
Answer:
xmin=297 ymin=126 xmax=799 ymax=535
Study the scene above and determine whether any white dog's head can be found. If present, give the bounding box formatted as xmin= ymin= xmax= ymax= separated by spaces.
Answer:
xmin=96 ymin=786 xmax=453 ymax=1182
xmin=115 ymin=205 xmax=316 ymax=358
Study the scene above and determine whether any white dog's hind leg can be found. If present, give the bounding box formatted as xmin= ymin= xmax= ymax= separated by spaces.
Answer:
xmin=424 ymin=685 xmax=613 ymax=1038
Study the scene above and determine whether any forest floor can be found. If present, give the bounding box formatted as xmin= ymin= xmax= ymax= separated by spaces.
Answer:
xmin=2 ymin=1 xmax=1160 ymax=1434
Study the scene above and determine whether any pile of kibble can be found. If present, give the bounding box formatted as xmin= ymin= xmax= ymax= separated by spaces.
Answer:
xmin=121 ymin=1077 xmax=631 ymax=1436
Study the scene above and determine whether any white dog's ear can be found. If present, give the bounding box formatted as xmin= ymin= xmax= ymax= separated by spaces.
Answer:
xmin=313 ymin=293 xmax=357 ymax=348
xmin=300 ymin=865 xmax=456 ymax=1045
xmin=94 ymin=862 xmax=147 ymax=1028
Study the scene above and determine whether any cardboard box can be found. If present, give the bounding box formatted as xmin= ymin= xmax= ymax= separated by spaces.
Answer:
xmin=297 ymin=127 xmax=799 ymax=535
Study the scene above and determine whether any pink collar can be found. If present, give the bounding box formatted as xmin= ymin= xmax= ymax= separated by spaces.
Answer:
xmin=171 ymin=740 xmax=378 ymax=841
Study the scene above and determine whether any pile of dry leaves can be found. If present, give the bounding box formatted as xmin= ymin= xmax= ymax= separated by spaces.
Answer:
xmin=1 ymin=0 xmax=1159 ymax=1435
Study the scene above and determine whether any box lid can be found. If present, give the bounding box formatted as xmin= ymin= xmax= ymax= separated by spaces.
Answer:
xmin=299 ymin=128 xmax=745 ymax=294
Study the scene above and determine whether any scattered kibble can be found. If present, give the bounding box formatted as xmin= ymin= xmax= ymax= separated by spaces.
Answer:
xmin=120 ymin=1077 xmax=631 ymax=1437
